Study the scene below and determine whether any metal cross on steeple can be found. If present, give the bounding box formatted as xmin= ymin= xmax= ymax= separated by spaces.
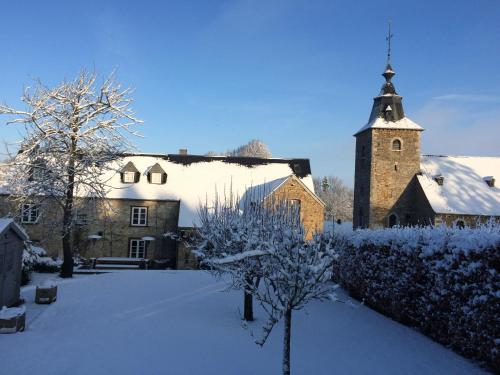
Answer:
xmin=386 ymin=21 xmax=393 ymax=65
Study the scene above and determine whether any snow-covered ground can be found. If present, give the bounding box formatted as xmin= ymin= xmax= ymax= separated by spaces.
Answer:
xmin=1 ymin=271 xmax=486 ymax=375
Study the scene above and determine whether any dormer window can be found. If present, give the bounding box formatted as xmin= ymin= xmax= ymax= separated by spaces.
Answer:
xmin=29 ymin=159 xmax=48 ymax=181
xmin=120 ymin=161 xmax=140 ymax=184
xmin=150 ymin=173 xmax=162 ymax=184
xmin=146 ymin=163 xmax=167 ymax=185
xmin=123 ymin=171 xmax=136 ymax=183
xmin=384 ymin=105 xmax=393 ymax=121
xmin=391 ymin=139 xmax=402 ymax=151
xmin=483 ymin=176 xmax=495 ymax=188
xmin=434 ymin=175 xmax=444 ymax=186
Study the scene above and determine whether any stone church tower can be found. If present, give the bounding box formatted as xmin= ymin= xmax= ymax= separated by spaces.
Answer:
xmin=353 ymin=61 xmax=424 ymax=229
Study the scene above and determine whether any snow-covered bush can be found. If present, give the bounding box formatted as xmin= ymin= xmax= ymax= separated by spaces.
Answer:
xmin=333 ymin=223 xmax=500 ymax=370
xmin=22 ymin=245 xmax=60 ymax=284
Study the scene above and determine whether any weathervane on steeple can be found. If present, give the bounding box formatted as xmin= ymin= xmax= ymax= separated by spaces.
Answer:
xmin=386 ymin=20 xmax=393 ymax=65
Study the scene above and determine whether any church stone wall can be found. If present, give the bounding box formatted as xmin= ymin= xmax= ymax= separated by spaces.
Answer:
xmin=353 ymin=131 xmax=372 ymax=228
xmin=435 ymin=214 xmax=499 ymax=227
xmin=353 ymin=127 xmax=422 ymax=229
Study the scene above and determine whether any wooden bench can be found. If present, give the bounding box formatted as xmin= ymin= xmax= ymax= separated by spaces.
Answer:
xmin=91 ymin=257 xmax=147 ymax=270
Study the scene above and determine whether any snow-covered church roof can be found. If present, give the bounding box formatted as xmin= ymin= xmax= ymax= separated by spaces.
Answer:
xmin=418 ymin=155 xmax=500 ymax=216
xmin=354 ymin=116 xmax=423 ymax=135
xmin=101 ymin=153 xmax=315 ymax=227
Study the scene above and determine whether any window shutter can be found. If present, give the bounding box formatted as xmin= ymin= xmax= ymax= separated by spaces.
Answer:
xmin=162 ymin=173 xmax=167 ymax=184
xmin=134 ymin=172 xmax=140 ymax=183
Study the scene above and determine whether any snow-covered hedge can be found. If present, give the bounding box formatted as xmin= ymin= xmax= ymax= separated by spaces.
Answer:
xmin=333 ymin=224 xmax=500 ymax=370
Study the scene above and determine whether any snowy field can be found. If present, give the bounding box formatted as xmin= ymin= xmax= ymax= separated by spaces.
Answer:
xmin=1 ymin=271 xmax=486 ymax=375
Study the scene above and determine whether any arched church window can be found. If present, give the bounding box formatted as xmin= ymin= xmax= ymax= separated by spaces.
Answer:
xmin=391 ymin=139 xmax=402 ymax=151
xmin=455 ymin=220 xmax=465 ymax=229
xmin=388 ymin=213 xmax=399 ymax=227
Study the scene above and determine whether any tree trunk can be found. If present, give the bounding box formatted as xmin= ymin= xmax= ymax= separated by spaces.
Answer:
xmin=282 ymin=308 xmax=292 ymax=375
xmin=244 ymin=289 xmax=254 ymax=321
xmin=243 ymin=274 xmax=254 ymax=321
xmin=60 ymin=222 xmax=73 ymax=278
xmin=60 ymin=134 xmax=77 ymax=278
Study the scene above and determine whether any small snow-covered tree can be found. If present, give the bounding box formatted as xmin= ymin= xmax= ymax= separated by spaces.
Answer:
xmin=227 ymin=139 xmax=272 ymax=158
xmin=196 ymin=194 xmax=337 ymax=375
xmin=248 ymin=203 xmax=336 ymax=375
xmin=0 ymin=70 xmax=142 ymax=277
xmin=195 ymin=189 xmax=268 ymax=321
xmin=314 ymin=175 xmax=353 ymax=222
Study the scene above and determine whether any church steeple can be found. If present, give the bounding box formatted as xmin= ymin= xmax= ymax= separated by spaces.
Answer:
xmin=367 ymin=23 xmax=405 ymax=123
xmin=380 ymin=22 xmax=397 ymax=95
xmin=353 ymin=24 xmax=424 ymax=230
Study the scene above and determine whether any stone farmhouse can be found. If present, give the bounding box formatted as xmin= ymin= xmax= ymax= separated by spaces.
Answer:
xmin=0 ymin=153 xmax=324 ymax=268
xmin=353 ymin=62 xmax=500 ymax=229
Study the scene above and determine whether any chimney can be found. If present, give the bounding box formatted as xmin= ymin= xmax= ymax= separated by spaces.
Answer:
xmin=179 ymin=148 xmax=188 ymax=155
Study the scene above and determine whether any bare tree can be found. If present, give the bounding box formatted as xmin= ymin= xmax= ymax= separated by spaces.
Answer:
xmin=195 ymin=194 xmax=337 ymax=375
xmin=313 ymin=176 xmax=353 ymax=223
xmin=0 ymin=70 xmax=142 ymax=277
xmin=227 ymin=139 xmax=272 ymax=158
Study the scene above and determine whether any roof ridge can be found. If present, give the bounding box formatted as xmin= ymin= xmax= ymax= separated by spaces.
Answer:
xmin=422 ymin=154 xmax=500 ymax=159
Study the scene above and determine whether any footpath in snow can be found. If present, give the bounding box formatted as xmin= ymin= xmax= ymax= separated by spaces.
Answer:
xmin=0 ymin=271 xmax=487 ymax=375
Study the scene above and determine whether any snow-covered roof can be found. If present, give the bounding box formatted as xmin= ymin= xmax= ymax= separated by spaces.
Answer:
xmin=239 ymin=175 xmax=325 ymax=208
xmin=354 ymin=116 xmax=424 ymax=136
xmin=98 ymin=154 xmax=315 ymax=227
xmin=418 ymin=155 xmax=500 ymax=216
xmin=0 ymin=218 xmax=29 ymax=240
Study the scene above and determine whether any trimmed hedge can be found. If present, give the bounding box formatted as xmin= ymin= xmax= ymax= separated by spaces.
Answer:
xmin=333 ymin=224 xmax=500 ymax=371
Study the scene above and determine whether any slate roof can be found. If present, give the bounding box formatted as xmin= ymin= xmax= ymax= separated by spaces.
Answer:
xmin=418 ymin=155 xmax=500 ymax=216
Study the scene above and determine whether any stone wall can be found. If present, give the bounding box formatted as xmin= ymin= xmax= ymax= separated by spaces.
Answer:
xmin=271 ymin=177 xmax=325 ymax=240
xmin=435 ymin=213 xmax=499 ymax=227
xmin=357 ymin=128 xmax=422 ymax=228
xmin=353 ymin=131 xmax=372 ymax=228
xmin=0 ymin=195 xmax=180 ymax=264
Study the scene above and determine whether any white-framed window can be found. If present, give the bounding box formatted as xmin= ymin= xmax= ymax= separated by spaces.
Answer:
xmin=123 ymin=171 xmax=136 ymax=183
xmin=75 ymin=212 xmax=88 ymax=226
xmin=21 ymin=203 xmax=40 ymax=224
xmin=129 ymin=239 xmax=146 ymax=258
xmin=150 ymin=172 xmax=162 ymax=184
xmin=131 ymin=206 xmax=147 ymax=226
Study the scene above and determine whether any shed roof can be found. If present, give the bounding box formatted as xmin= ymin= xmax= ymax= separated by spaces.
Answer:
xmin=0 ymin=218 xmax=29 ymax=241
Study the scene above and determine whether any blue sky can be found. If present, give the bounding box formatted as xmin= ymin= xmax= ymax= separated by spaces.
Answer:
xmin=1 ymin=0 xmax=499 ymax=186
